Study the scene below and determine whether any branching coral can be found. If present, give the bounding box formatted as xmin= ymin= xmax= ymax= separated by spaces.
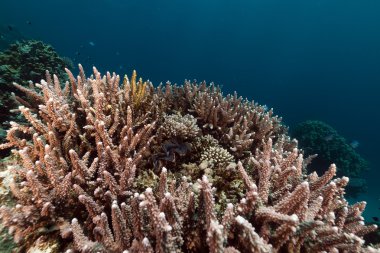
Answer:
xmin=124 ymin=70 xmax=148 ymax=109
xmin=200 ymin=146 xmax=234 ymax=168
xmin=0 ymin=40 xmax=72 ymax=148
xmin=0 ymin=66 xmax=378 ymax=252
xmin=158 ymin=113 xmax=200 ymax=141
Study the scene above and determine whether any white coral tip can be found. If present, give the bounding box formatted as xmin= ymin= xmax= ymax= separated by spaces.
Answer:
xmin=290 ymin=214 xmax=299 ymax=222
xmin=235 ymin=215 xmax=245 ymax=224
xmin=142 ymin=237 xmax=150 ymax=246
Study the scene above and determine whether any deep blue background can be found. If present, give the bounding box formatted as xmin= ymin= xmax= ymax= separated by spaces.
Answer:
xmin=1 ymin=0 xmax=379 ymax=219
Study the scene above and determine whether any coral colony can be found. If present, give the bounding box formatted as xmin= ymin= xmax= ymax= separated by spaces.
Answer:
xmin=0 ymin=65 xmax=378 ymax=252
xmin=0 ymin=40 xmax=72 ymax=145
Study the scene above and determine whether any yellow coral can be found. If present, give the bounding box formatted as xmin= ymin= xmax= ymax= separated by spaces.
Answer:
xmin=123 ymin=70 xmax=147 ymax=108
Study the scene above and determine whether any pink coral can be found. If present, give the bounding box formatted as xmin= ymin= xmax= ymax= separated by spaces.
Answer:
xmin=0 ymin=66 xmax=377 ymax=252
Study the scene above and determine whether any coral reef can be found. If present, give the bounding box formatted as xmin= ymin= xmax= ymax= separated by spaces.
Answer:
xmin=0 ymin=66 xmax=378 ymax=252
xmin=292 ymin=120 xmax=369 ymax=197
xmin=0 ymin=40 xmax=72 ymax=148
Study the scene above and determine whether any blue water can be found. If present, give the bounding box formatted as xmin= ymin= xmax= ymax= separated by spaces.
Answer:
xmin=1 ymin=0 xmax=379 ymax=220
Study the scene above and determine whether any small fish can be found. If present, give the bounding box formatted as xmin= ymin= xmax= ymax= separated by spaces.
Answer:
xmin=372 ymin=217 xmax=379 ymax=222
xmin=75 ymin=51 xmax=80 ymax=56
xmin=7 ymin=25 xmax=13 ymax=31
xmin=350 ymin=140 xmax=359 ymax=149
xmin=89 ymin=41 xmax=95 ymax=46
xmin=26 ymin=20 xmax=32 ymax=25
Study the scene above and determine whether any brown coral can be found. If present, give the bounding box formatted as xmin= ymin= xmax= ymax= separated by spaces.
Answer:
xmin=200 ymin=146 xmax=234 ymax=168
xmin=158 ymin=113 xmax=200 ymax=141
xmin=0 ymin=65 xmax=377 ymax=252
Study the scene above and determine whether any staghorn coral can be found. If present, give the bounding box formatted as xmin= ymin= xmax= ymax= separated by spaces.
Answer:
xmin=123 ymin=70 xmax=148 ymax=109
xmin=0 ymin=65 xmax=378 ymax=252
xmin=0 ymin=40 xmax=73 ymax=150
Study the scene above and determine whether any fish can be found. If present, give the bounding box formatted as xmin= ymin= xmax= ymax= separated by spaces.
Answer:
xmin=7 ymin=25 xmax=13 ymax=31
xmin=350 ymin=140 xmax=359 ymax=149
xmin=89 ymin=41 xmax=95 ymax=46
xmin=372 ymin=217 xmax=379 ymax=222
xmin=26 ymin=21 xmax=32 ymax=25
